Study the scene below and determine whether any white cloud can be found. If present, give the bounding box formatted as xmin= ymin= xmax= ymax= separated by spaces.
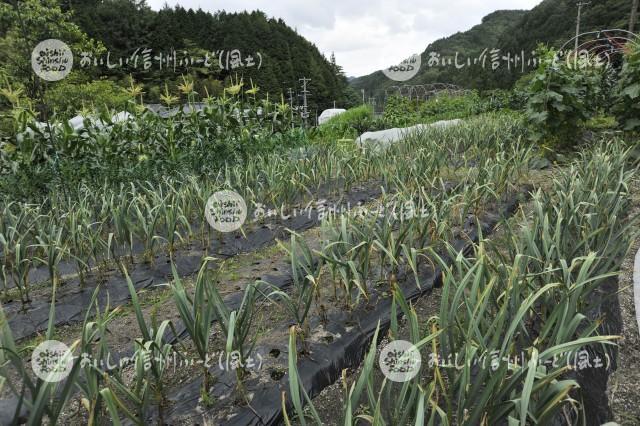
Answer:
xmin=147 ymin=0 xmax=543 ymax=76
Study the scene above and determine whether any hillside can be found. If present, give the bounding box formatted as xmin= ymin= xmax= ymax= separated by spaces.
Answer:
xmin=64 ymin=1 xmax=358 ymax=111
xmin=495 ymin=0 xmax=633 ymax=87
xmin=349 ymin=10 xmax=526 ymax=99
xmin=351 ymin=0 xmax=635 ymax=97
xmin=499 ymin=0 xmax=631 ymax=55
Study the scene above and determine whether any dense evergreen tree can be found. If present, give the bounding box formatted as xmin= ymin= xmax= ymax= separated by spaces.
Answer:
xmin=61 ymin=1 xmax=356 ymax=110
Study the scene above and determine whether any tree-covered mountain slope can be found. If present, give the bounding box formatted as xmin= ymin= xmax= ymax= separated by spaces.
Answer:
xmin=351 ymin=0 xmax=635 ymax=97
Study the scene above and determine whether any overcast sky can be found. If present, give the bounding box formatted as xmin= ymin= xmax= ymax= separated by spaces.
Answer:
xmin=147 ymin=0 xmax=543 ymax=77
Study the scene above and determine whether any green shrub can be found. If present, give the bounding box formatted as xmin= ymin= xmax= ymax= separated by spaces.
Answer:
xmin=382 ymin=91 xmax=512 ymax=129
xmin=585 ymin=115 xmax=618 ymax=130
xmin=382 ymin=96 xmax=419 ymax=127
xmin=524 ymin=46 xmax=604 ymax=147
xmin=419 ymin=91 xmax=484 ymax=119
xmin=613 ymin=42 xmax=640 ymax=131
xmin=313 ymin=105 xmax=374 ymax=140
xmin=44 ymin=77 xmax=133 ymax=119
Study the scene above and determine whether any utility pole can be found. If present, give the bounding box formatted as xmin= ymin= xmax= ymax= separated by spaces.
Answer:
xmin=299 ymin=77 xmax=311 ymax=127
xmin=361 ymin=89 xmax=365 ymax=105
xmin=286 ymin=87 xmax=295 ymax=128
xmin=333 ymin=100 xmax=336 ymax=109
xmin=631 ymin=0 xmax=639 ymax=32
xmin=575 ymin=2 xmax=591 ymax=53
xmin=287 ymin=88 xmax=294 ymax=106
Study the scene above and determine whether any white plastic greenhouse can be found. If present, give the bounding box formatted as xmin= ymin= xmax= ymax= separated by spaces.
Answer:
xmin=318 ymin=108 xmax=346 ymax=125
xmin=356 ymin=119 xmax=462 ymax=151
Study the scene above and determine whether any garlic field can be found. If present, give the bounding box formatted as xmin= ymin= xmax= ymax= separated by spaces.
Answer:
xmin=1 ymin=106 xmax=638 ymax=425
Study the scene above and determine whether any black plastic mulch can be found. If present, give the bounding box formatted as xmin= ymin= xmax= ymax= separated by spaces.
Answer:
xmin=154 ymin=192 xmax=525 ymax=425
xmin=4 ymin=184 xmax=383 ymax=341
